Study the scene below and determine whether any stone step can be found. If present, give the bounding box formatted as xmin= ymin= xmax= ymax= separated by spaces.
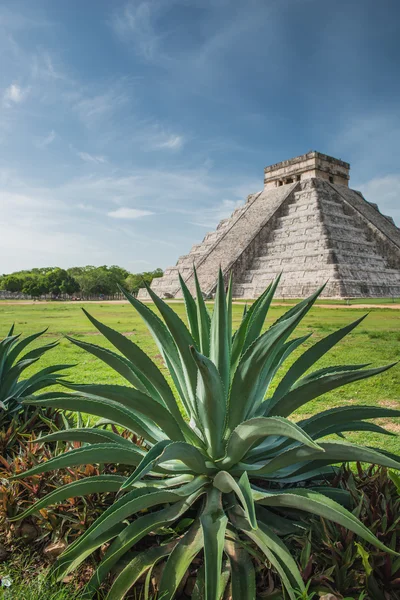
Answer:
xmin=253 ymin=248 xmax=386 ymax=269
xmin=237 ymin=265 xmax=400 ymax=289
xmin=267 ymin=223 xmax=366 ymax=246
xmin=233 ymin=277 xmax=341 ymax=298
xmin=260 ymin=235 xmax=377 ymax=257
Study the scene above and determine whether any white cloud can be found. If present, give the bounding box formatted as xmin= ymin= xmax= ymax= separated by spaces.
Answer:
xmin=36 ymin=129 xmax=56 ymax=148
xmin=112 ymin=1 xmax=162 ymax=61
xmin=108 ymin=207 xmax=154 ymax=219
xmin=188 ymin=198 xmax=244 ymax=228
xmin=3 ymin=83 xmax=27 ymax=106
xmin=73 ymin=88 xmax=128 ymax=127
xmin=31 ymin=52 xmax=68 ymax=81
xmin=154 ymin=134 xmax=184 ymax=150
xmin=77 ymin=151 xmax=107 ymax=164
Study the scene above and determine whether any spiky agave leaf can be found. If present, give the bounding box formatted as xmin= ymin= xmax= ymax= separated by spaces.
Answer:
xmin=11 ymin=270 xmax=400 ymax=599
xmin=0 ymin=326 xmax=71 ymax=430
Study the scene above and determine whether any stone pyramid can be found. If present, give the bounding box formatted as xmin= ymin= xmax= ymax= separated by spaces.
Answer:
xmin=139 ymin=152 xmax=400 ymax=299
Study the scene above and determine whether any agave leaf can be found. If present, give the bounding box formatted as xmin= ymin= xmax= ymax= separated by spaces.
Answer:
xmin=224 ymin=539 xmax=256 ymax=600
xmin=62 ymin=383 xmax=184 ymax=442
xmin=308 ymin=486 xmax=352 ymax=508
xmin=23 ymin=393 xmax=164 ymax=443
xmin=213 ymin=471 xmax=256 ymax=529
xmin=244 ymin=522 xmax=304 ymax=599
xmin=0 ymin=334 xmax=21 ymax=379
xmin=230 ymin=282 xmax=273 ymax=373
xmin=221 ymin=416 xmax=322 ymax=468
xmin=156 ymin=441 xmax=211 ymax=474
xmin=15 ymin=340 xmax=59 ymax=363
xmin=314 ymin=420 xmax=395 ymax=439
xmin=200 ymin=487 xmax=228 ymax=600
xmin=106 ymin=540 xmax=177 ymax=600
xmin=179 ymin=272 xmax=200 ymax=347
xmin=272 ymin=315 xmax=368 ymax=401
xmin=192 ymin=564 xmax=205 ymax=600
xmin=190 ymin=346 xmax=226 ymax=459
xmin=66 ymin=335 xmax=151 ymax=392
xmin=36 ymin=427 xmax=140 ymax=448
xmin=252 ymin=334 xmax=312 ymax=418
xmin=52 ymin=523 xmax=127 ymax=584
xmin=230 ymin=505 xmax=302 ymax=600
xmin=56 ymin=480 xmax=206 ymax=581
xmin=268 ymin=466 xmax=339 ymax=484
xmin=3 ymin=328 xmax=49 ymax=370
xmin=267 ymin=363 xmax=397 ymax=417
xmin=226 ymin=272 xmax=233 ymax=345
xmin=142 ymin=281 xmax=199 ymax=412
xmin=81 ymin=308 xmax=184 ymax=422
xmin=389 ymin=470 xmax=400 ymax=493
xmin=85 ymin=489 xmax=204 ymax=594
xmin=210 ymin=269 xmax=230 ymax=397
xmin=121 ymin=439 xmax=173 ymax=489
xmin=11 ymin=443 xmax=144 ymax=480
xmin=256 ymin=505 xmax=305 ymax=535
xmin=249 ymin=440 xmax=400 ymax=477
xmin=227 ymin=295 xmax=321 ymax=433
xmin=119 ymin=285 xmax=193 ymax=417
xmin=9 ymin=475 xmax=127 ymax=521
xmin=296 ymin=363 xmax=371 ymax=385
xmin=158 ymin=519 xmax=204 ymax=598
xmin=252 ymin=487 xmax=399 ymax=556
xmin=298 ymin=405 xmax=400 ymax=438
xmin=12 ymin=364 xmax=72 ymax=398
xmin=0 ymin=357 xmax=41 ymax=399
xmin=242 ymin=273 xmax=281 ymax=354
xmin=272 ymin=284 xmax=326 ymax=327
xmin=193 ymin=265 xmax=211 ymax=356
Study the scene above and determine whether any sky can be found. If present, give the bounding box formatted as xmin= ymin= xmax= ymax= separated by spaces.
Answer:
xmin=1 ymin=0 xmax=400 ymax=274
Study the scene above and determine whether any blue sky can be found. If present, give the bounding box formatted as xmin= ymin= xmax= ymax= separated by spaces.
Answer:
xmin=1 ymin=0 xmax=400 ymax=274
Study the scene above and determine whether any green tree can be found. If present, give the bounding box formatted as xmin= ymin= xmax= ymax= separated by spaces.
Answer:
xmin=22 ymin=277 xmax=46 ymax=298
xmin=1 ymin=275 xmax=24 ymax=292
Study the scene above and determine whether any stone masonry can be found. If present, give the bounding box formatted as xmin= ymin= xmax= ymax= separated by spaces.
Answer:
xmin=139 ymin=151 xmax=400 ymax=299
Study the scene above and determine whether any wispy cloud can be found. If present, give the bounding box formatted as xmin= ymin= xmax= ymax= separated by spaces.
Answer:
xmin=188 ymin=198 xmax=244 ymax=228
xmin=31 ymin=51 xmax=67 ymax=81
xmin=154 ymin=133 xmax=184 ymax=150
xmin=3 ymin=83 xmax=27 ymax=106
xmin=77 ymin=151 xmax=107 ymax=164
xmin=111 ymin=0 xmax=163 ymax=61
xmin=72 ymin=87 xmax=128 ymax=128
xmin=36 ymin=129 xmax=56 ymax=148
xmin=108 ymin=207 xmax=154 ymax=219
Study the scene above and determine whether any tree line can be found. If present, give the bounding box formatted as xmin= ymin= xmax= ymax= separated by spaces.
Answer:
xmin=0 ymin=266 xmax=163 ymax=299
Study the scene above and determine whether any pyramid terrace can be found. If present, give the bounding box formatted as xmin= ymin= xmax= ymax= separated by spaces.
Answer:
xmin=139 ymin=152 xmax=400 ymax=300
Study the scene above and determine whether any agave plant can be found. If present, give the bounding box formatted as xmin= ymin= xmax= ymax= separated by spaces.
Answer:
xmin=0 ymin=325 xmax=70 ymax=430
xmin=10 ymin=272 xmax=400 ymax=600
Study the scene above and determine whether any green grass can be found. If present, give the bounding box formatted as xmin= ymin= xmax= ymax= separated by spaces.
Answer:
xmin=232 ymin=297 xmax=400 ymax=305
xmin=1 ymin=300 xmax=399 ymax=454
xmin=0 ymin=560 xmax=86 ymax=599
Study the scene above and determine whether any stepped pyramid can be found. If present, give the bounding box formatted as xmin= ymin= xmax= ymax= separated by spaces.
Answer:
xmin=139 ymin=151 xmax=400 ymax=299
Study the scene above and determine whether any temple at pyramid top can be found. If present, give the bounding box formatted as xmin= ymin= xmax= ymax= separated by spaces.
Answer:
xmin=139 ymin=151 xmax=400 ymax=300
xmin=264 ymin=151 xmax=350 ymax=188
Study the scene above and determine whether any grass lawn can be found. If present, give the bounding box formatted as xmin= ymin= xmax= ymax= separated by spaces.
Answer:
xmin=1 ymin=299 xmax=399 ymax=455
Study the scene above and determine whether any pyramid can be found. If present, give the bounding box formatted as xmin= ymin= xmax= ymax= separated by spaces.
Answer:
xmin=139 ymin=151 xmax=400 ymax=299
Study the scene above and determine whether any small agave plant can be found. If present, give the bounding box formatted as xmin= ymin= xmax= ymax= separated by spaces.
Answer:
xmin=0 ymin=325 xmax=70 ymax=430
xmin=11 ymin=272 xmax=400 ymax=600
